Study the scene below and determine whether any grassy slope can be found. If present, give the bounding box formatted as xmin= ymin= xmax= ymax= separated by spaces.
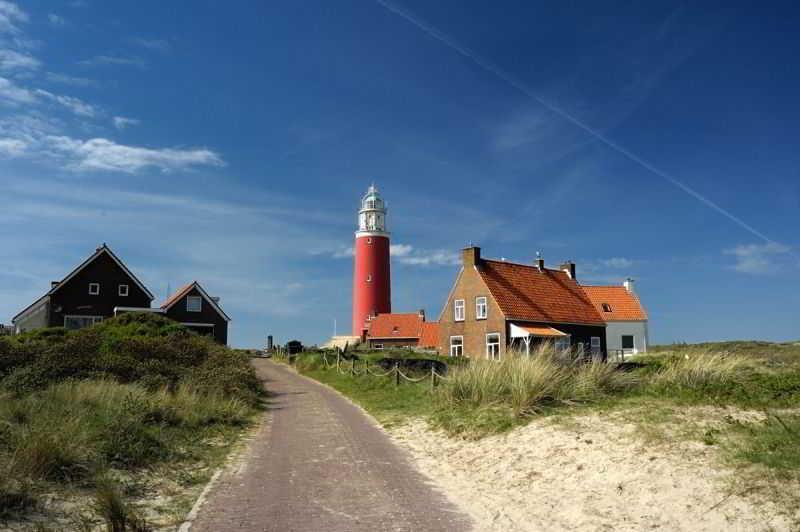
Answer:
xmin=0 ymin=313 xmax=264 ymax=530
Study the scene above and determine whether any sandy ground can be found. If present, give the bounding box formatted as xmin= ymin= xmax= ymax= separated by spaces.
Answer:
xmin=389 ymin=411 xmax=797 ymax=532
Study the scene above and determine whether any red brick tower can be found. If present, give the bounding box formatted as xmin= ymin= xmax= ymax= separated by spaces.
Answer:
xmin=352 ymin=185 xmax=391 ymax=336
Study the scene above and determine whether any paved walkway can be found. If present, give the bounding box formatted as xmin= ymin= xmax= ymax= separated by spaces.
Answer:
xmin=188 ymin=359 xmax=471 ymax=532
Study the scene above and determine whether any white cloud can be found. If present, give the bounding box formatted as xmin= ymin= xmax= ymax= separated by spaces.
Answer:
xmin=113 ymin=115 xmax=139 ymax=129
xmin=332 ymin=246 xmax=354 ymax=258
xmin=0 ymin=136 xmax=25 ymax=156
xmin=35 ymin=89 xmax=97 ymax=117
xmin=47 ymin=13 xmax=66 ymax=27
xmin=396 ymin=249 xmax=460 ymax=266
xmin=43 ymin=136 xmax=225 ymax=173
xmin=0 ymin=1 xmax=27 ymax=35
xmin=45 ymin=72 xmax=96 ymax=87
xmin=600 ymin=257 xmax=633 ymax=269
xmin=131 ymin=37 xmax=170 ymax=52
xmin=78 ymin=55 xmax=146 ymax=68
xmin=724 ymin=242 xmax=791 ymax=275
xmin=0 ymin=75 xmax=35 ymax=103
xmin=390 ymin=243 xmax=413 ymax=256
xmin=0 ymin=49 xmax=39 ymax=71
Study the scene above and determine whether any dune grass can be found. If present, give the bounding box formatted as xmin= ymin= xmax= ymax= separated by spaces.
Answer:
xmin=0 ymin=313 xmax=263 ymax=528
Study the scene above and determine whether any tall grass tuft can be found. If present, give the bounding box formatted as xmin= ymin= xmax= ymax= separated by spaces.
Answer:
xmin=649 ymin=350 xmax=746 ymax=390
xmin=437 ymin=345 xmax=638 ymax=417
xmin=93 ymin=478 xmax=150 ymax=532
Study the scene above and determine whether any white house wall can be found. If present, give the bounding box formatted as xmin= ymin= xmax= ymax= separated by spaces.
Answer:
xmin=605 ymin=321 xmax=648 ymax=355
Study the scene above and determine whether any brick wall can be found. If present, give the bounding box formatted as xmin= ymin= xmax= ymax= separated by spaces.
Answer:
xmin=438 ymin=248 xmax=507 ymax=359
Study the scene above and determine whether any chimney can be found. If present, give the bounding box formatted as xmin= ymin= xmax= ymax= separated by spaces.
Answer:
xmin=536 ymin=251 xmax=544 ymax=271
xmin=463 ymin=246 xmax=481 ymax=267
xmin=624 ymin=278 xmax=635 ymax=293
xmin=51 ymin=281 xmax=60 ymax=289
xmin=559 ymin=261 xmax=576 ymax=280
xmin=418 ymin=309 xmax=426 ymax=321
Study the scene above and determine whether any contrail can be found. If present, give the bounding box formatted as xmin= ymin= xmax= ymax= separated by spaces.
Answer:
xmin=375 ymin=0 xmax=778 ymax=246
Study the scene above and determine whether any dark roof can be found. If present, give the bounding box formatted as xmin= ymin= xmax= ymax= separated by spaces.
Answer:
xmin=477 ymin=259 xmax=605 ymax=326
xmin=13 ymin=244 xmax=154 ymax=323
xmin=161 ymin=281 xmax=231 ymax=322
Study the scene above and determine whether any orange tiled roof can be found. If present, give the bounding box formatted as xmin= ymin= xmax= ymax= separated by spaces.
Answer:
xmin=581 ymin=286 xmax=648 ymax=321
xmin=368 ymin=313 xmax=425 ymax=339
xmin=478 ymin=260 xmax=605 ymax=326
xmin=419 ymin=321 xmax=439 ymax=348
xmin=161 ymin=282 xmax=195 ymax=309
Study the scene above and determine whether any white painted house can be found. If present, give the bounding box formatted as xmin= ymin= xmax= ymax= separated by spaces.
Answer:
xmin=582 ymin=279 xmax=648 ymax=358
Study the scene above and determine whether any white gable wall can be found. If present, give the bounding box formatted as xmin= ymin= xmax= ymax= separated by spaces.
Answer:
xmin=605 ymin=321 xmax=649 ymax=355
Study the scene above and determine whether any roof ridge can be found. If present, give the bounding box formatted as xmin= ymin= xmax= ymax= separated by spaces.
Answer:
xmin=482 ymin=257 xmax=565 ymax=273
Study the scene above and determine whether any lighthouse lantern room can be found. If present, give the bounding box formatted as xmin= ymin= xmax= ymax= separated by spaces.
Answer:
xmin=352 ymin=185 xmax=391 ymax=336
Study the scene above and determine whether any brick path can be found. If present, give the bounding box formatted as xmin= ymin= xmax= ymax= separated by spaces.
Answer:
xmin=188 ymin=358 xmax=471 ymax=532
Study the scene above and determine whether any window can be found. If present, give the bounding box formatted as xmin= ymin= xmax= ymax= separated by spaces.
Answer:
xmin=475 ymin=296 xmax=487 ymax=320
xmin=88 ymin=282 xmax=100 ymax=295
xmin=367 ymin=274 xmax=372 ymax=283
xmin=486 ymin=333 xmax=501 ymax=360
xmin=621 ymin=335 xmax=634 ymax=350
xmin=555 ymin=336 xmax=570 ymax=351
xmin=449 ymin=336 xmax=463 ymax=357
xmin=454 ymin=299 xmax=465 ymax=321
xmin=367 ymin=237 xmax=373 ymax=244
xmin=601 ymin=303 xmax=612 ymax=312
xmin=118 ymin=284 xmax=129 ymax=297
xmin=590 ymin=336 xmax=601 ymax=355
xmin=64 ymin=315 xmax=103 ymax=330
xmin=187 ymin=296 xmax=202 ymax=312
xmin=374 ymin=343 xmax=384 ymax=350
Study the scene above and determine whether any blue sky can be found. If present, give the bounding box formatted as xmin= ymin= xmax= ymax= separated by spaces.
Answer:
xmin=1 ymin=1 xmax=798 ymax=347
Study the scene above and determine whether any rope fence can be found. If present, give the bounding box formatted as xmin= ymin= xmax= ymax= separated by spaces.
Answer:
xmin=315 ymin=349 xmax=449 ymax=388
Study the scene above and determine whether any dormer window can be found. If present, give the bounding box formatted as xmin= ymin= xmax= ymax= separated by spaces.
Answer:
xmin=89 ymin=283 xmax=100 ymax=295
xmin=187 ymin=296 xmax=202 ymax=312
xmin=602 ymin=303 xmax=612 ymax=312
xmin=118 ymin=284 xmax=129 ymax=297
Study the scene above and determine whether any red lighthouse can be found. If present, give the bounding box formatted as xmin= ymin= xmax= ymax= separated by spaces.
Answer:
xmin=352 ymin=185 xmax=391 ymax=336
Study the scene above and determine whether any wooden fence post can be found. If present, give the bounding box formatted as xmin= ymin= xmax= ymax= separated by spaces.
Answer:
xmin=395 ymin=362 xmax=400 ymax=386
xmin=351 ymin=358 xmax=355 ymax=375
xmin=430 ymin=365 xmax=436 ymax=390
xmin=336 ymin=350 xmax=340 ymax=371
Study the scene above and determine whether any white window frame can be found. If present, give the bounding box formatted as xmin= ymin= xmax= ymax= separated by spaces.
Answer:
xmin=186 ymin=296 xmax=202 ymax=313
xmin=555 ymin=335 xmax=571 ymax=352
xmin=486 ymin=333 xmax=501 ymax=360
xmin=118 ymin=284 xmax=129 ymax=297
xmin=88 ymin=282 xmax=100 ymax=295
xmin=449 ymin=336 xmax=463 ymax=357
xmin=64 ymin=315 xmax=103 ymax=330
xmin=621 ymin=335 xmax=635 ymax=351
xmin=475 ymin=296 xmax=487 ymax=320
xmin=454 ymin=299 xmax=465 ymax=321
xmin=374 ymin=343 xmax=384 ymax=350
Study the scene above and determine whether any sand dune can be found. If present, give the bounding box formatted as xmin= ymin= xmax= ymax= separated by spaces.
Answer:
xmin=390 ymin=412 xmax=796 ymax=531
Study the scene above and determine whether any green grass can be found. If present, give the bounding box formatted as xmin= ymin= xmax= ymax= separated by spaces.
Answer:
xmin=0 ymin=313 xmax=264 ymax=528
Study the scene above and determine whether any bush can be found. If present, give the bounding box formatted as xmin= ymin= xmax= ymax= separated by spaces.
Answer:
xmin=648 ymin=350 xmax=746 ymax=390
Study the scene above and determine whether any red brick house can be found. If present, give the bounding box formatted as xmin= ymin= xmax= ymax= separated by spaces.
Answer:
xmin=365 ymin=311 xmax=439 ymax=350
xmin=438 ymin=247 xmax=607 ymax=360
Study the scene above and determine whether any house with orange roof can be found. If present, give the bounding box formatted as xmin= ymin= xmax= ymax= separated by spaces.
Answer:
xmin=159 ymin=281 xmax=231 ymax=345
xmin=438 ymin=247 xmax=609 ymax=360
xmin=582 ymin=280 xmax=648 ymax=356
xmin=365 ymin=310 xmax=439 ymax=350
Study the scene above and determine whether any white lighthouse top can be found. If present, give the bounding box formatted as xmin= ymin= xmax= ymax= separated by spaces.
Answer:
xmin=356 ymin=184 xmax=389 ymax=237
